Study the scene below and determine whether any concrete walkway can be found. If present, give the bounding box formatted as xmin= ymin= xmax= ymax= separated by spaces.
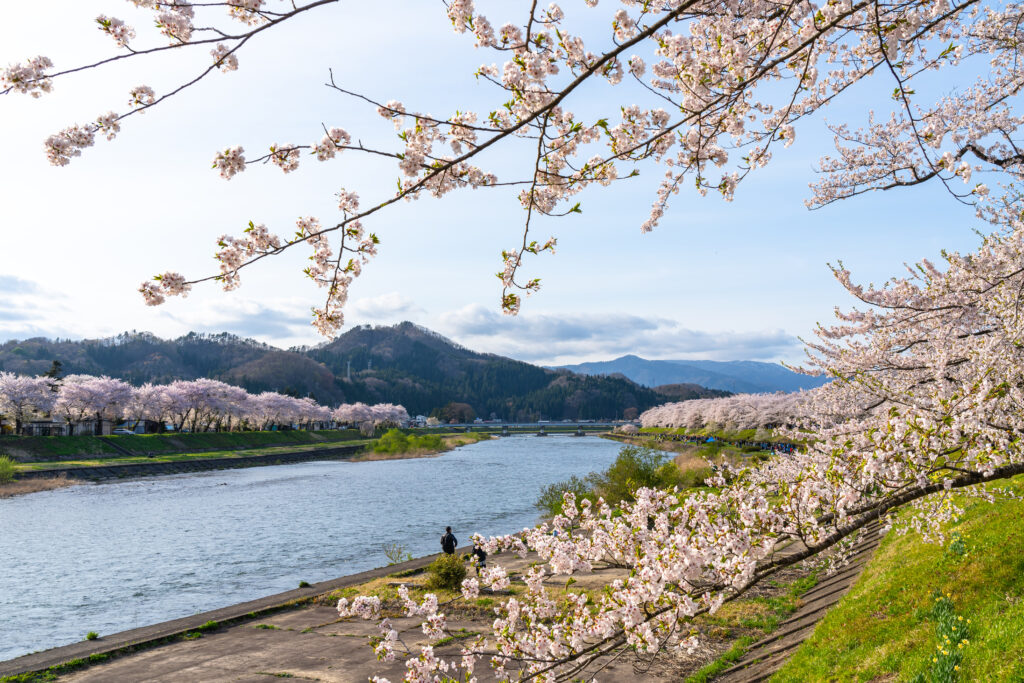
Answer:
xmin=1 ymin=526 xmax=883 ymax=682
xmin=0 ymin=547 xmax=462 ymax=680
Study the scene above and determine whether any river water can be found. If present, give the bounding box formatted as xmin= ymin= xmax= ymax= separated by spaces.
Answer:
xmin=0 ymin=435 xmax=624 ymax=662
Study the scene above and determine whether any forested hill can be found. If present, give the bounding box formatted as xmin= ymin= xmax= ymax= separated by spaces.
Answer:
xmin=0 ymin=324 xmax=668 ymax=420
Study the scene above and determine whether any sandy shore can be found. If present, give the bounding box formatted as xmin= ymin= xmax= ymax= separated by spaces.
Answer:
xmin=0 ymin=475 xmax=80 ymax=498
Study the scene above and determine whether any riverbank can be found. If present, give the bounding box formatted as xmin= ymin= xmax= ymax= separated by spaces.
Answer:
xmin=0 ymin=474 xmax=76 ymax=498
xmin=0 ymin=524 xmax=830 ymax=682
xmin=354 ymin=431 xmax=492 ymax=461
xmin=6 ymin=432 xmax=493 ymax=489
xmin=0 ymin=429 xmax=364 ymax=463
xmin=0 ymin=437 xmax=627 ymax=667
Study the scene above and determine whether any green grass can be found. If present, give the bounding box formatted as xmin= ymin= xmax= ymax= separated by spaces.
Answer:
xmin=0 ymin=429 xmax=362 ymax=462
xmin=0 ymin=653 xmax=111 ymax=682
xmin=685 ymin=636 xmax=755 ymax=683
xmin=0 ymin=435 xmax=123 ymax=460
xmin=0 ymin=455 xmax=15 ymax=483
xmin=433 ymin=628 xmax=478 ymax=647
xmin=15 ymin=439 xmax=371 ymax=471
xmin=772 ymin=474 xmax=1024 ymax=681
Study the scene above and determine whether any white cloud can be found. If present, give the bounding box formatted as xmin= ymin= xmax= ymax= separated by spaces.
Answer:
xmin=438 ymin=304 xmax=802 ymax=365
xmin=159 ymin=296 xmax=314 ymax=343
xmin=0 ymin=275 xmax=78 ymax=340
xmin=349 ymin=292 xmax=421 ymax=321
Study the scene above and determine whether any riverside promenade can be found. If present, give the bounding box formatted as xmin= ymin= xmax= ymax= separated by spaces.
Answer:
xmin=0 ymin=524 xmax=883 ymax=682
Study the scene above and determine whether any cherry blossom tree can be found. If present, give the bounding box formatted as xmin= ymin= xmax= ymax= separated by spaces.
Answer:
xmin=53 ymin=375 xmax=132 ymax=434
xmin=0 ymin=373 xmax=56 ymax=434
xmin=7 ymin=1 xmax=1024 ymax=679
xmin=5 ymin=0 xmax=1021 ymax=332
xmin=640 ymin=391 xmax=811 ymax=431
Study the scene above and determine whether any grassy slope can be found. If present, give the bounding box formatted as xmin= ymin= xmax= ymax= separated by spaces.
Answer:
xmin=14 ymin=441 xmax=372 ymax=470
xmin=773 ymin=474 xmax=1024 ymax=681
xmin=0 ymin=429 xmax=362 ymax=461
xmin=13 ymin=431 xmax=488 ymax=470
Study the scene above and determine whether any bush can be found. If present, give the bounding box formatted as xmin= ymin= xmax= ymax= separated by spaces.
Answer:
xmin=374 ymin=429 xmax=445 ymax=454
xmin=0 ymin=455 xmax=16 ymax=484
xmin=535 ymin=474 xmax=599 ymax=516
xmin=597 ymin=445 xmax=675 ymax=505
xmin=383 ymin=542 xmax=413 ymax=565
xmin=536 ymin=445 xmax=703 ymax=514
xmin=374 ymin=428 xmax=411 ymax=453
xmin=85 ymin=631 xmax=98 ymax=641
xmin=425 ymin=553 xmax=467 ymax=591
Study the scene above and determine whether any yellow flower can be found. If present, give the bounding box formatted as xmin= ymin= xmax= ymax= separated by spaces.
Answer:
xmin=958 ymin=616 xmax=963 ymax=621
xmin=933 ymin=658 xmax=938 ymax=663
xmin=955 ymin=666 xmax=961 ymax=672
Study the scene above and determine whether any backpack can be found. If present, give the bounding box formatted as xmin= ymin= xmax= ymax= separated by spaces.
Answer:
xmin=441 ymin=533 xmax=457 ymax=553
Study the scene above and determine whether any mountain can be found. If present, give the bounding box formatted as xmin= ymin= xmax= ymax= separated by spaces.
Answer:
xmin=298 ymin=323 xmax=664 ymax=420
xmin=556 ymin=355 xmax=829 ymax=393
xmin=0 ymin=331 xmax=348 ymax=404
xmin=0 ymin=325 xmax=671 ymax=420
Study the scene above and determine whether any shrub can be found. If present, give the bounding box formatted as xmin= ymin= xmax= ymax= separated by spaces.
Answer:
xmin=597 ymin=445 xmax=674 ymax=505
xmin=85 ymin=631 xmax=98 ymax=641
xmin=383 ymin=542 xmax=413 ymax=565
xmin=535 ymin=474 xmax=599 ymax=516
xmin=426 ymin=553 xmax=467 ymax=591
xmin=410 ymin=433 xmax=443 ymax=450
xmin=0 ymin=455 xmax=16 ymax=484
xmin=374 ymin=430 xmax=445 ymax=454
xmin=374 ymin=428 xmax=410 ymax=453
xmin=536 ymin=445 xmax=707 ymax=514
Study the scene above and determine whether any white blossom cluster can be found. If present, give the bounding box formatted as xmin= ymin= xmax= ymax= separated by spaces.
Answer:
xmin=640 ymin=392 xmax=814 ymax=431
xmin=8 ymin=0 xmax=1021 ymax=331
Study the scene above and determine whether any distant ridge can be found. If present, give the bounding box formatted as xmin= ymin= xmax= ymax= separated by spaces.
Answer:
xmin=0 ymin=324 xmax=679 ymax=420
xmin=556 ymin=354 xmax=828 ymax=393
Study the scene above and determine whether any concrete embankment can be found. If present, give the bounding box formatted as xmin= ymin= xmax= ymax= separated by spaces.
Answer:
xmin=15 ymin=444 xmax=365 ymax=482
xmin=0 ymin=544 xmax=469 ymax=680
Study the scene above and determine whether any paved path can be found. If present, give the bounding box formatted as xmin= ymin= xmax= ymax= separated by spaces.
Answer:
xmin=0 ymin=546 xmax=464 ymax=679
xmin=2 ymin=525 xmax=883 ymax=682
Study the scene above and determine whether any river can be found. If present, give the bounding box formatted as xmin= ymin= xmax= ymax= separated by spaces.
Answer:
xmin=0 ymin=435 xmax=625 ymax=662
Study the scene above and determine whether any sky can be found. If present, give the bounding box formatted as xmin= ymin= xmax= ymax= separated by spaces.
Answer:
xmin=0 ymin=1 xmax=991 ymax=367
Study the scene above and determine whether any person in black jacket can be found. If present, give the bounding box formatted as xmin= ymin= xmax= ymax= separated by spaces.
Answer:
xmin=472 ymin=544 xmax=487 ymax=575
xmin=440 ymin=526 xmax=457 ymax=555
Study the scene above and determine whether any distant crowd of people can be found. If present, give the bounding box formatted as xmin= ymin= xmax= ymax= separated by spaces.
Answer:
xmin=648 ymin=431 xmax=798 ymax=454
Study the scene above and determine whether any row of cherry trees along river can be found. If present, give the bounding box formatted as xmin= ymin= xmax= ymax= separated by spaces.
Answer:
xmin=0 ymin=372 xmax=408 ymax=435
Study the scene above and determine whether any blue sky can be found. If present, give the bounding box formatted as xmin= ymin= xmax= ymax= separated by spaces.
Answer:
xmin=0 ymin=1 xmax=987 ymax=366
